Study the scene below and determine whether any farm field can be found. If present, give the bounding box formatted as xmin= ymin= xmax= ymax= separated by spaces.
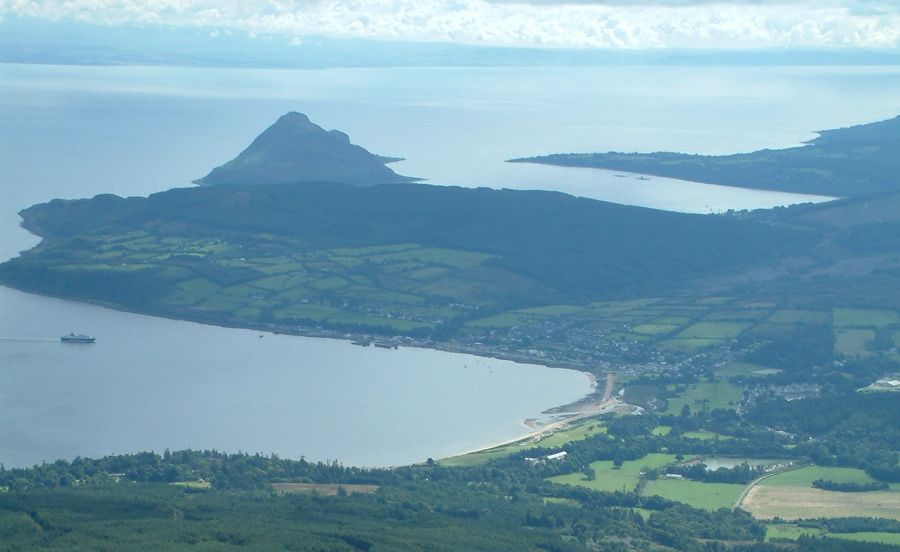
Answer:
xmin=547 ymin=453 xmax=677 ymax=494
xmin=664 ymin=382 xmax=743 ymax=414
xmin=676 ymin=321 xmax=749 ymax=340
xmin=766 ymin=525 xmax=900 ymax=546
xmin=745 ymin=484 xmax=900 ymax=521
xmin=44 ymin=233 xmax=504 ymax=332
xmin=681 ymin=430 xmax=734 ymax=441
xmin=642 ymin=479 xmax=745 ymax=511
xmin=759 ymin=466 xmax=899 ymax=488
xmin=767 ymin=309 xmax=831 ymax=325
xmin=765 ymin=523 xmax=823 ymax=540
xmin=835 ymin=328 xmax=875 ymax=357
xmin=741 ymin=466 xmax=900 ymax=520
xmin=833 ymin=308 xmax=900 ymax=328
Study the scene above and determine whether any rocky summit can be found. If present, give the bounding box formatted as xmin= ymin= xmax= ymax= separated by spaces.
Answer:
xmin=194 ymin=112 xmax=414 ymax=187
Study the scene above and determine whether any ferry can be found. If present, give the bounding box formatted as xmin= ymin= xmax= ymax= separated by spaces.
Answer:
xmin=60 ymin=333 xmax=95 ymax=343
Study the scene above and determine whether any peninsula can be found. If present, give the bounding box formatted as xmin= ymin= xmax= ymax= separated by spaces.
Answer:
xmin=511 ymin=115 xmax=900 ymax=197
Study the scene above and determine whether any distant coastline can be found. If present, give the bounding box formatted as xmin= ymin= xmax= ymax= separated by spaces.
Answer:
xmin=510 ymin=115 xmax=900 ymax=198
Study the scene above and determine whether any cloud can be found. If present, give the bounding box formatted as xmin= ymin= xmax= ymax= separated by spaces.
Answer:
xmin=3 ymin=0 xmax=900 ymax=49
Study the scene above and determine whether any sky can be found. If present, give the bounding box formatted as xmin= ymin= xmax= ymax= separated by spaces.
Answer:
xmin=2 ymin=0 xmax=899 ymax=50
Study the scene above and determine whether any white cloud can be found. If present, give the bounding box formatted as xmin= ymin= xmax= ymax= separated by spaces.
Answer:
xmin=3 ymin=0 xmax=900 ymax=48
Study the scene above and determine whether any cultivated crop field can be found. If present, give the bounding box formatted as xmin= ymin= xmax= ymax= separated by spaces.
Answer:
xmin=50 ymin=231 xmax=517 ymax=332
xmin=741 ymin=466 xmax=900 ymax=520
xmin=743 ymin=485 xmax=900 ymax=520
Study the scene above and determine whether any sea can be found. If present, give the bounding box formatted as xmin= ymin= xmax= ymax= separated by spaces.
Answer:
xmin=1 ymin=62 xmax=899 ymax=468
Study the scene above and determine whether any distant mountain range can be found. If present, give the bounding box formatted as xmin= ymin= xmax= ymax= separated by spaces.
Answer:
xmin=512 ymin=116 xmax=900 ymax=198
xmin=194 ymin=112 xmax=414 ymax=187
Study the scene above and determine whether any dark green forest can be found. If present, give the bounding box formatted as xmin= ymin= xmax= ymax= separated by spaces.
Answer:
xmin=3 ymin=379 xmax=898 ymax=551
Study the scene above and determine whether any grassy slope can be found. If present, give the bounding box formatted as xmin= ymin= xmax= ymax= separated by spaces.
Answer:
xmin=0 ymin=182 xmax=814 ymax=337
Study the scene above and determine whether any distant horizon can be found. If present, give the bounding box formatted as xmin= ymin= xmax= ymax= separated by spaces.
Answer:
xmin=4 ymin=0 xmax=900 ymax=51
xmin=3 ymin=16 xmax=900 ymax=70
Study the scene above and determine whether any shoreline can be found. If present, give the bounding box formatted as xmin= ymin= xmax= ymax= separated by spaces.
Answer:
xmin=0 ymin=282 xmax=594 ymax=375
xmin=0 ymin=283 xmax=620 ymax=466
xmin=444 ymin=372 xmax=634 ymax=462
xmin=448 ymin=396 xmax=632 ymax=461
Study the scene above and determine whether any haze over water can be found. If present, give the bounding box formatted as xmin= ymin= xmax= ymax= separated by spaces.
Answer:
xmin=1 ymin=62 xmax=899 ymax=468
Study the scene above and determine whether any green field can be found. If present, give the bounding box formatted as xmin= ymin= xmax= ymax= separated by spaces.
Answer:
xmin=767 ymin=309 xmax=830 ymax=325
xmin=467 ymin=312 xmax=537 ymax=328
xmin=515 ymin=304 xmax=584 ymax=316
xmin=548 ymin=454 xmax=677 ymax=494
xmin=39 ymin=233 xmax=523 ymax=334
xmin=632 ymin=323 xmax=678 ymax=335
xmin=650 ymin=316 xmax=692 ymax=326
xmin=682 ymin=430 xmax=733 ymax=441
xmin=658 ymin=337 xmax=723 ymax=350
xmin=676 ymin=321 xmax=749 ymax=340
xmin=642 ymin=479 xmax=746 ymax=511
xmin=765 ymin=524 xmax=823 ymax=541
xmin=835 ymin=328 xmax=875 ymax=357
xmin=760 ymin=466 xmax=896 ymax=488
xmin=766 ymin=524 xmax=900 ymax=545
xmin=704 ymin=309 xmax=768 ymax=321
xmin=664 ymin=382 xmax=743 ymax=414
xmin=742 ymin=466 xmax=900 ymax=520
xmin=834 ymin=308 xmax=899 ymax=328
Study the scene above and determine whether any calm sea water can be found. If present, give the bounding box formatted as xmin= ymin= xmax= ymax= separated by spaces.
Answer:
xmin=0 ymin=287 xmax=589 ymax=468
xmin=1 ymin=63 xmax=899 ymax=468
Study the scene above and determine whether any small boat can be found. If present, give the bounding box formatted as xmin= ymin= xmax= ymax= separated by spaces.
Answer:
xmin=61 ymin=333 xmax=95 ymax=343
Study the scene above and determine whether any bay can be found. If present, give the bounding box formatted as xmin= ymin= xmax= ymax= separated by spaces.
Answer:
xmin=0 ymin=287 xmax=591 ymax=468
xmin=1 ymin=62 xmax=899 ymax=468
